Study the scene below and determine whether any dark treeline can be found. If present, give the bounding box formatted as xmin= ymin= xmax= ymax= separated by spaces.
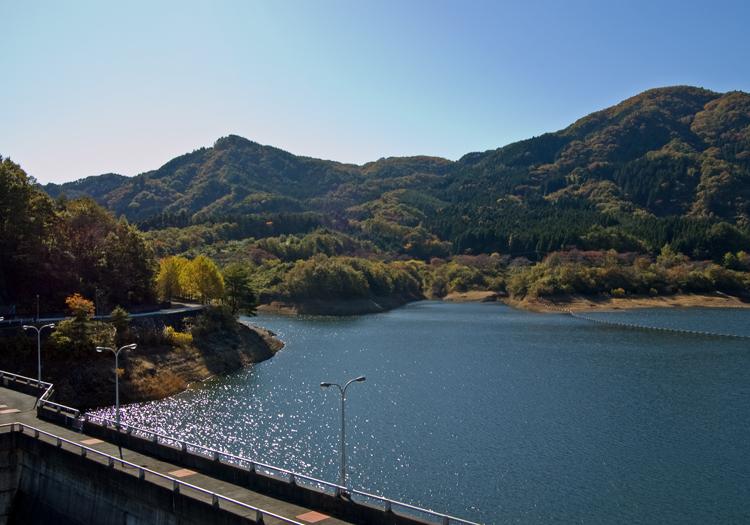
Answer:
xmin=429 ymin=198 xmax=750 ymax=261
xmin=0 ymin=157 xmax=155 ymax=315
xmin=137 ymin=210 xmax=327 ymax=236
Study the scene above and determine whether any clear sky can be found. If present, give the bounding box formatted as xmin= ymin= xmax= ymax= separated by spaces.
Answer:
xmin=2 ymin=0 xmax=749 ymax=184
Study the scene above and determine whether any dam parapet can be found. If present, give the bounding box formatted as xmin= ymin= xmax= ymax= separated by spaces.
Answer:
xmin=0 ymin=370 xmax=480 ymax=525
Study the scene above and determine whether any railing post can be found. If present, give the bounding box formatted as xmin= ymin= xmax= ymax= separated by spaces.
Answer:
xmin=139 ymin=469 xmax=145 ymax=481
xmin=173 ymin=480 xmax=180 ymax=494
xmin=255 ymin=509 xmax=264 ymax=524
xmin=384 ymin=500 xmax=392 ymax=513
xmin=56 ymin=438 xmax=62 ymax=448
xmin=213 ymin=451 xmax=220 ymax=461
xmin=442 ymin=516 xmax=450 ymax=525
xmin=212 ymin=494 xmax=219 ymax=507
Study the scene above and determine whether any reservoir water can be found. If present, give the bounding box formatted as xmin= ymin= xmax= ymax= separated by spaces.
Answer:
xmin=99 ymin=302 xmax=750 ymax=524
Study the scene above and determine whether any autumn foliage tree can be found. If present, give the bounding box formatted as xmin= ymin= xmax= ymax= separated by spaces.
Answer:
xmin=51 ymin=293 xmax=112 ymax=355
xmin=179 ymin=255 xmax=224 ymax=304
xmin=156 ymin=256 xmax=188 ymax=302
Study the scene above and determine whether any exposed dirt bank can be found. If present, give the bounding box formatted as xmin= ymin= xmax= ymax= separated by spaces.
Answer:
xmin=257 ymin=295 xmax=417 ymax=316
xmin=442 ymin=291 xmax=500 ymax=303
xmin=504 ymin=292 xmax=750 ymax=313
xmin=0 ymin=322 xmax=283 ymax=409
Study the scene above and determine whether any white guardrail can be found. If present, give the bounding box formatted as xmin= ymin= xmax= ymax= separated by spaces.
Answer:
xmin=0 ymin=422 xmax=305 ymax=525
xmin=0 ymin=370 xmax=81 ymax=420
xmin=0 ymin=369 xmax=481 ymax=525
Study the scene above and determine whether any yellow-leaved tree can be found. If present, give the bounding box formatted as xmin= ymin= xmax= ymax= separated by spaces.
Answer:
xmin=156 ymin=256 xmax=188 ymax=303
xmin=179 ymin=255 xmax=225 ymax=304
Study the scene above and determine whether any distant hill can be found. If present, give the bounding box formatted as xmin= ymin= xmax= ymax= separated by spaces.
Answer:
xmin=44 ymin=135 xmax=452 ymax=223
xmin=42 ymin=86 xmax=750 ymax=259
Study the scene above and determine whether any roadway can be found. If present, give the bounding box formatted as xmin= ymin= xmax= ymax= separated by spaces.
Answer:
xmin=0 ymin=303 xmax=204 ymax=325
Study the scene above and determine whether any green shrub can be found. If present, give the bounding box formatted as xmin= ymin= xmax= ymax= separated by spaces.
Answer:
xmin=191 ymin=305 xmax=236 ymax=337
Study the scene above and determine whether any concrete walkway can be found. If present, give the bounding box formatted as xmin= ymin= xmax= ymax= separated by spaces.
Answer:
xmin=0 ymin=387 xmax=352 ymax=525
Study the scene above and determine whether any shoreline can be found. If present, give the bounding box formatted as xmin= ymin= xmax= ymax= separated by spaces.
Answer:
xmin=30 ymin=320 xmax=285 ymax=410
xmin=255 ymin=290 xmax=750 ymax=316
xmin=257 ymin=295 xmax=417 ymax=316
xmin=504 ymin=292 xmax=750 ymax=313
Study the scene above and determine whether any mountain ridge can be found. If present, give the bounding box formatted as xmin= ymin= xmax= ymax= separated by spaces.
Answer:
xmin=38 ymin=85 xmax=750 ymax=260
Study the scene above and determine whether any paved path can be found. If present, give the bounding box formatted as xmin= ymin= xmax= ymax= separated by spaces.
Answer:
xmin=0 ymin=387 xmax=352 ymax=525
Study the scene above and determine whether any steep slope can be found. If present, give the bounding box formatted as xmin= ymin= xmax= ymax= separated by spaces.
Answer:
xmin=443 ymin=87 xmax=750 ymax=222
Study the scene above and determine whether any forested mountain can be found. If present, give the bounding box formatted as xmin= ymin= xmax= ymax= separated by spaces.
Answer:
xmin=44 ymin=135 xmax=451 ymax=223
xmin=41 ymin=86 xmax=750 ymax=261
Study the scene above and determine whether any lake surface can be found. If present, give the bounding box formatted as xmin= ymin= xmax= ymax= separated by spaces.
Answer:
xmin=97 ymin=302 xmax=750 ymax=524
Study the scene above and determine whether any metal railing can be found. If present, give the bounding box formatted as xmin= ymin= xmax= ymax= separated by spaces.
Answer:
xmin=0 ymin=369 xmax=480 ymax=525
xmin=0 ymin=370 xmax=81 ymax=419
xmin=0 ymin=422 xmax=305 ymax=525
xmin=82 ymin=412 xmax=481 ymax=525
xmin=0 ymin=369 xmax=51 ymax=392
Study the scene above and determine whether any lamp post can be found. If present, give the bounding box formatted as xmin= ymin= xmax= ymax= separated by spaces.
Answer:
xmin=96 ymin=343 xmax=136 ymax=429
xmin=22 ymin=323 xmax=55 ymax=382
xmin=320 ymin=375 xmax=366 ymax=489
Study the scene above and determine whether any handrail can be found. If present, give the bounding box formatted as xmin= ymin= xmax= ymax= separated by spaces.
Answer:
xmin=0 ymin=370 xmax=51 ymax=391
xmin=0 ymin=370 xmax=80 ymax=418
xmin=0 ymin=422 xmax=305 ymax=525
xmin=0 ymin=368 xmax=480 ymax=524
xmin=82 ymin=412 xmax=481 ymax=524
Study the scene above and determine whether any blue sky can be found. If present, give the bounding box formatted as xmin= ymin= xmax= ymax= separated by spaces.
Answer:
xmin=2 ymin=0 xmax=749 ymax=184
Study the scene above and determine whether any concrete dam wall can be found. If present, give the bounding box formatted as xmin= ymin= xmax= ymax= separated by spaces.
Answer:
xmin=0 ymin=430 xmax=255 ymax=525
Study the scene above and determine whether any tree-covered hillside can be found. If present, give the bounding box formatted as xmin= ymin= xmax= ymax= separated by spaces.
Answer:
xmin=41 ymin=86 xmax=750 ymax=263
xmin=1 ymin=158 xmax=155 ymax=315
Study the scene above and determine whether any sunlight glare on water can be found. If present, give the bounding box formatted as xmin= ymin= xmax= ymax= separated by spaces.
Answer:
xmin=89 ymin=302 xmax=750 ymax=524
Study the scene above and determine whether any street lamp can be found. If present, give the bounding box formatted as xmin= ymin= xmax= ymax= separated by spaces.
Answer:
xmin=320 ymin=375 xmax=366 ymax=489
xmin=96 ymin=343 xmax=136 ymax=429
xmin=22 ymin=323 xmax=55 ymax=382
